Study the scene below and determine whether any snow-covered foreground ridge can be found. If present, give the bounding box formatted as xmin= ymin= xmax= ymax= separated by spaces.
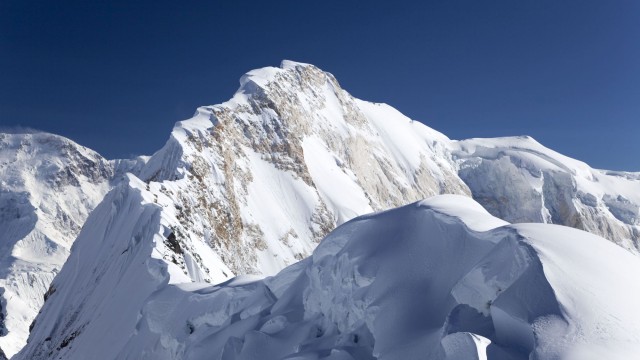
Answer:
xmin=18 ymin=195 xmax=640 ymax=359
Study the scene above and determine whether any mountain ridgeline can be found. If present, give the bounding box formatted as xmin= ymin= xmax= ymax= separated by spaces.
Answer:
xmin=1 ymin=61 xmax=639 ymax=359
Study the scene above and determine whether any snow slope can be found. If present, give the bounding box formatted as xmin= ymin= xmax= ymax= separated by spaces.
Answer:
xmin=453 ymin=136 xmax=640 ymax=253
xmin=12 ymin=60 xmax=640 ymax=358
xmin=18 ymin=195 xmax=640 ymax=359
xmin=0 ymin=132 xmax=143 ymax=357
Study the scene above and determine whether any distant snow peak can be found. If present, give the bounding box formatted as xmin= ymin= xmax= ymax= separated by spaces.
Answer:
xmin=0 ymin=132 xmax=145 ymax=356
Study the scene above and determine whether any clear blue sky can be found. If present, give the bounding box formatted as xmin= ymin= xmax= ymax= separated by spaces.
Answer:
xmin=1 ymin=1 xmax=638 ymax=170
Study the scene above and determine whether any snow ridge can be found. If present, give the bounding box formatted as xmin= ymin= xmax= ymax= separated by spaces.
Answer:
xmin=15 ymin=61 xmax=471 ymax=359
xmin=19 ymin=195 xmax=640 ymax=359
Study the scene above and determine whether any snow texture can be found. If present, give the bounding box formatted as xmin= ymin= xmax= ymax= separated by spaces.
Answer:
xmin=17 ymin=195 xmax=640 ymax=359
xmin=133 ymin=60 xmax=470 ymax=278
xmin=8 ymin=60 xmax=640 ymax=358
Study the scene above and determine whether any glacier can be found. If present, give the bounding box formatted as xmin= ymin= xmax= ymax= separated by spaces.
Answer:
xmin=453 ymin=136 xmax=640 ymax=253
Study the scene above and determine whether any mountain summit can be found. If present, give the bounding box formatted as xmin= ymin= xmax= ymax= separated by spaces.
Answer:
xmin=135 ymin=60 xmax=470 ymax=277
xmin=5 ymin=61 xmax=640 ymax=359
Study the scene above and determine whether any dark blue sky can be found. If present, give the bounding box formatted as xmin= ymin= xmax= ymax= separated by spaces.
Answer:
xmin=1 ymin=1 xmax=639 ymax=170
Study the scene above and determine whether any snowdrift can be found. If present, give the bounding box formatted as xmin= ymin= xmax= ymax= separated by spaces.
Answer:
xmin=18 ymin=195 xmax=640 ymax=359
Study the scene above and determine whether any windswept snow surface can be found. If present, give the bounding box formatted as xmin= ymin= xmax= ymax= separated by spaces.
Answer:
xmin=13 ymin=174 xmax=230 ymax=359
xmin=18 ymin=195 xmax=640 ymax=359
xmin=0 ymin=132 xmax=143 ymax=356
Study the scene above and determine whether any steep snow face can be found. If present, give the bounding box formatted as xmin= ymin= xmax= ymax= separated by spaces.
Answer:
xmin=0 ymin=132 xmax=143 ymax=357
xmin=453 ymin=136 xmax=640 ymax=253
xmin=12 ymin=175 xmax=228 ymax=360
xmin=19 ymin=195 xmax=640 ymax=359
xmin=136 ymin=60 xmax=469 ymax=277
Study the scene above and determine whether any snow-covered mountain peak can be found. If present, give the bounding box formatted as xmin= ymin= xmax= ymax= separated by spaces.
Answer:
xmin=135 ymin=60 xmax=469 ymax=278
xmin=0 ymin=131 xmax=145 ymax=357
xmin=0 ymin=133 xmax=122 ymax=268
xmin=280 ymin=59 xmax=313 ymax=69
xmin=105 ymin=60 xmax=640 ymax=287
xmin=0 ymin=132 xmax=110 ymax=188
xmin=9 ymin=61 xmax=640 ymax=358
xmin=237 ymin=60 xmax=323 ymax=92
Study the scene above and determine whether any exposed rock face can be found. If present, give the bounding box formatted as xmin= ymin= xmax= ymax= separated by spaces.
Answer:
xmin=18 ymin=195 xmax=640 ymax=360
xmin=136 ymin=60 xmax=470 ymax=277
xmin=0 ymin=132 xmax=144 ymax=356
